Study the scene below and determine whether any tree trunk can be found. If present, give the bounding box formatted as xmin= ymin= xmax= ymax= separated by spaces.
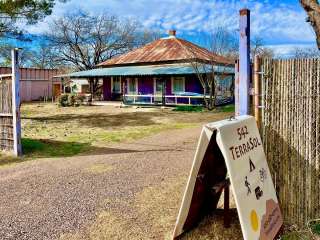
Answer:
xmin=205 ymin=81 xmax=216 ymax=111
xmin=300 ymin=0 xmax=320 ymax=49
xmin=89 ymin=78 xmax=94 ymax=104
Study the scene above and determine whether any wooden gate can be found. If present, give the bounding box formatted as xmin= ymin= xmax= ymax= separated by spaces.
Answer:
xmin=0 ymin=74 xmax=14 ymax=151
xmin=255 ymin=58 xmax=320 ymax=226
xmin=0 ymin=49 xmax=22 ymax=156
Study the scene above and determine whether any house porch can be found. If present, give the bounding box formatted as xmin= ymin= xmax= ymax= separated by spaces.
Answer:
xmin=101 ymin=75 xmax=233 ymax=106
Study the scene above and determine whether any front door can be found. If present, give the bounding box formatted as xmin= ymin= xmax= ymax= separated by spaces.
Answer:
xmin=53 ymin=84 xmax=61 ymax=98
xmin=154 ymin=78 xmax=165 ymax=105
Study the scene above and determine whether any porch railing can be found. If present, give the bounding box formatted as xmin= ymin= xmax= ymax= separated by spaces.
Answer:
xmin=123 ymin=93 xmax=233 ymax=106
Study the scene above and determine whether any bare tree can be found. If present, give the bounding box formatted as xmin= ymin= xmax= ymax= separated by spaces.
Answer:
xmin=184 ymin=31 xmax=234 ymax=110
xmin=189 ymin=61 xmax=231 ymax=110
xmin=197 ymin=27 xmax=238 ymax=59
xmin=0 ymin=44 xmax=33 ymax=67
xmin=291 ymin=46 xmax=320 ymax=58
xmin=28 ymin=43 xmax=58 ymax=69
xmin=300 ymin=0 xmax=320 ymax=49
xmin=46 ymin=11 xmax=156 ymax=96
xmin=251 ymin=36 xmax=274 ymax=58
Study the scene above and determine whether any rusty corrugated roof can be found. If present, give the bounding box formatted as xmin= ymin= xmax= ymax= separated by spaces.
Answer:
xmin=98 ymin=36 xmax=233 ymax=67
xmin=57 ymin=63 xmax=235 ymax=78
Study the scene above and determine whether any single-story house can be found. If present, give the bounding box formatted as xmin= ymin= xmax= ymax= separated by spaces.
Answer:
xmin=62 ymin=30 xmax=235 ymax=106
xmin=0 ymin=67 xmax=62 ymax=102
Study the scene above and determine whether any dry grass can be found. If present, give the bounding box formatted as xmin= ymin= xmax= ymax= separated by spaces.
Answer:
xmin=59 ymin=174 xmax=242 ymax=240
xmin=17 ymin=102 xmax=232 ymax=160
xmin=0 ymin=152 xmax=21 ymax=166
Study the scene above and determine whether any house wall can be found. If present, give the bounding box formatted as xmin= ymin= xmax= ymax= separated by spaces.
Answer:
xmin=185 ymin=75 xmax=202 ymax=94
xmin=0 ymin=67 xmax=61 ymax=102
xmin=164 ymin=77 xmax=172 ymax=95
xmin=70 ymin=79 xmax=90 ymax=93
xmin=138 ymin=76 xmax=153 ymax=94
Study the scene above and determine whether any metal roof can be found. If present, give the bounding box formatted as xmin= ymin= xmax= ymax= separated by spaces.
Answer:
xmin=58 ymin=63 xmax=235 ymax=78
xmin=98 ymin=36 xmax=234 ymax=67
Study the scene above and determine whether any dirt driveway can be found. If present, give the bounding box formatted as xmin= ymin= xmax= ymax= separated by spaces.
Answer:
xmin=0 ymin=126 xmax=241 ymax=240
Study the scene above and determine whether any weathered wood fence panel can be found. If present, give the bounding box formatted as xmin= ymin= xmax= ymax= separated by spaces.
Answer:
xmin=0 ymin=49 xmax=22 ymax=156
xmin=259 ymin=58 xmax=320 ymax=226
xmin=0 ymin=75 xmax=13 ymax=151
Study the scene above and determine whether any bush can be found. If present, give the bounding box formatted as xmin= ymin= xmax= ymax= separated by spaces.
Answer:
xmin=68 ymin=94 xmax=76 ymax=106
xmin=58 ymin=93 xmax=85 ymax=107
xmin=58 ymin=94 xmax=69 ymax=107
xmin=75 ymin=94 xmax=86 ymax=106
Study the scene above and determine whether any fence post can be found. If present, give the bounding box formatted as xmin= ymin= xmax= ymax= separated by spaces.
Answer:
xmin=11 ymin=48 xmax=22 ymax=156
xmin=238 ymin=9 xmax=251 ymax=115
xmin=254 ymin=56 xmax=260 ymax=127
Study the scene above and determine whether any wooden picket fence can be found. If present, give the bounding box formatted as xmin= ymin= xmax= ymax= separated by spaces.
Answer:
xmin=256 ymin=58 xmax=320 ymax=226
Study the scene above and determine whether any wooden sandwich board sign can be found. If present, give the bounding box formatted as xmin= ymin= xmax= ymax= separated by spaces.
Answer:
xmin=172 ymin=115 xmax=283 ymax=240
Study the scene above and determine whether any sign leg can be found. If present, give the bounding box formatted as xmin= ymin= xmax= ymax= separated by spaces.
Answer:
xmin=224 ymin=184 xmax=231 ymax=228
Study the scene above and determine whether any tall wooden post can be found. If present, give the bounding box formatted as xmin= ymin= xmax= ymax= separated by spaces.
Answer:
xmin=11 ymin=48 xmax=22 ymax=156
xmin=238 ymin=9 xmax=251 ymax=115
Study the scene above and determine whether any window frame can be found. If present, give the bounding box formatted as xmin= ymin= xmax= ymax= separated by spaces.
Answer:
xmin=126 ymin=77 xmax=138 ymax=94
xmin=153 ymin=77 xmax=164 ymax=95
xmin=111 ymin=76 xmax=122 ymax=93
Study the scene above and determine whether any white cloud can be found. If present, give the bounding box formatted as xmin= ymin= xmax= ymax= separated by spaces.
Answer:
xmin=24 ymin=0 xmax=316 ymax=47
xmin=267 ymin=43 xmax=317 ymax=57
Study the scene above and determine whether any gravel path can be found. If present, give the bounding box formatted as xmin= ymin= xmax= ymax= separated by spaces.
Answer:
xmin=0 ymin=127 xmax=201 ymax=240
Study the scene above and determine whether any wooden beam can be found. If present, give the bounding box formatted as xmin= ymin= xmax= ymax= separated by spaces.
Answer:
xmin=212 ymin=178 xmax=230 ymax=194
xmin=224 ymin=184 xmax=231 ymax=228
xmin=11 ymin=49 xmax=22 ymax=156
xmin=0 ymin=113 xmax=13 ymax=117
xmin=239 ymin=9 xmax=251 ymax=115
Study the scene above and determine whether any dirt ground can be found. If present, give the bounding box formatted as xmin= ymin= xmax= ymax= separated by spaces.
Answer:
xmin=0 ymin=103 xmax=244 ymax=239
xmin=0 ymin=128 xmax=242 ymax=240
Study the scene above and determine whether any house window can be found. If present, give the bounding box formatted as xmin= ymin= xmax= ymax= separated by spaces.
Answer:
xmin=127 ymin=78 xmax=138 ymax=94
xmin=154 ymin=78 xmax=165 ymax=95
xmin=172 ymin=77 xmax=185 ymax=93
xmin=112 ymin=76 xmax=121 ymax=93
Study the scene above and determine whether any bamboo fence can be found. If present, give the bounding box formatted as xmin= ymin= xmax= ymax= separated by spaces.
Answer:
xmin=258 ymin=58 xmax=320 ymax=226
xmin=0 ymin=75 xmax=14 ymax=151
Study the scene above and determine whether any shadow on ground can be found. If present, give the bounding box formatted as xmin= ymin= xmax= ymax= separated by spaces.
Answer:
xmin=0 ymin=138 xmax=190 ymax=167
xmin=22 ymin=112 xmax=165 ymax=129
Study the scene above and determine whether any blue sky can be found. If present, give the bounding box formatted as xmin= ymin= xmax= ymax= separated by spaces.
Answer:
xmin=24 ymin=0 xmax=316 ymax=56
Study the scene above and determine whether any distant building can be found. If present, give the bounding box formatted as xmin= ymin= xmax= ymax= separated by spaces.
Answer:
xmin=61 ymin=30 xmax=235 ymax=106
xmin=69 ymin=79 xmax=90 ymax=94
xmin=0 ymin=67 xmax=62 ymax=102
